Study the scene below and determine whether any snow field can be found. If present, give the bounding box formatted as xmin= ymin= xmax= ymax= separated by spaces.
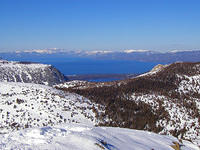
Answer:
xmin=0 ymin=123 xmax=198 ymax=150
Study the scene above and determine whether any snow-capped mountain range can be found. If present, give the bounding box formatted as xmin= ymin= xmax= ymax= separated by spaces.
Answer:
xmin=1 ymin=48 xmax=200 ymax=63
xmin=15 ymin=48 xmax=154 ymax=54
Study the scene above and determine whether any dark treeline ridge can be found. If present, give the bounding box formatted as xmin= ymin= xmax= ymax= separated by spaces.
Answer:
xmin=57 ymin=76 xmax=175 ymax=133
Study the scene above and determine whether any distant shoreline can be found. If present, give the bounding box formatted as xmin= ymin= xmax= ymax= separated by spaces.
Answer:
xmin=66 ymin=73 xmax=138 ymax=82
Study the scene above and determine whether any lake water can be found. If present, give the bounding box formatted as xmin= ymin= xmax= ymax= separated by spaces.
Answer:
xmin=35 ymin=58 xmax=158 ymax=75
xmin=5 ymin=57 xmax=160 ymax=82
xmin=56 ymin=61 xmax=155 ymax=75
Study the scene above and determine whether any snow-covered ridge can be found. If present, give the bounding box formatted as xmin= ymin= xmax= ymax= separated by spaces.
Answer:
xmin=16 ymin=48 xmax=63 ymax=54
xmin=0 ymin=123 xmax=198 ymax=150
xmin=0 ymin=60 xmax=50 ymax=68
xmin=55 ymin=80 xmax=90 ymax=89
xmin=15 ymin=49 xmax=154 ymax=55
xmin=84 ymin=50 xmax=113 ymax=55
xmin=55 ymin=80 xmax=113 ymax=90
xmin=10 ymin=49 xmax=200 ymax=63
xmin=0 ymin=82 xmax=97 ymax=133
xmin=138 ymin=64 xmax=169 ymax=77
xmin=123 ymin=49 xmax=151 ymax=53
xmin=16 ymin=48 xmax=200 ymax=55
xmin=0 ymin=60 xmax=66 ymax=86
xmin=168 ymin=49 xmax=200 ymax=53
xmin=131 ymin=62 xmax=200 ymax=146
xmin=60 ymin=62 xmax=200 ymax=147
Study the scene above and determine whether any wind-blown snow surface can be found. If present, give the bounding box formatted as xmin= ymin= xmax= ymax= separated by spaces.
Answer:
xmin=0 ymin=82 xmax=97 ymax=132
xmin=0 ymin=123 xmax=198 ymax=150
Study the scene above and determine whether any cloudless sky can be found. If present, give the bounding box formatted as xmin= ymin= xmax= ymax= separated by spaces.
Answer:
xmin=0 ymin=0 xmax=200 ymax=52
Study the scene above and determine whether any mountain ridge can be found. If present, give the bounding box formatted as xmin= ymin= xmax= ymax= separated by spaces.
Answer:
xmin=56 ymin=62 xmax=200 ymax=146
xmin=1 ymin=49 xmax=200 ymax=63
xmin=0 ymin=60 xmax=67 ymax=86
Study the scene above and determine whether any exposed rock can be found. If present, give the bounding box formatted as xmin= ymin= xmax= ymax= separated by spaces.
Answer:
xmin=150 ymin=64 xmax=168 ymax=73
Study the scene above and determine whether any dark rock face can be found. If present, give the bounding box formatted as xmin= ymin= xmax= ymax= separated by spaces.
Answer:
xmin=0 ymin=60 xmax=67 ymax=86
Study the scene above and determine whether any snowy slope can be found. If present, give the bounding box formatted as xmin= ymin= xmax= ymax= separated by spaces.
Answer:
xmin=0 ymin=123 xmax=198 ymax=150
xmin=131 ymin=62 xmax=200 ymax=146
xmin=0 ymin=82 xmax=98 ymax=133
xmin=58 ymin=62 xmax=200 ymax=147
xmin=55 ymin=80 xmax=113 ymax=90
xmin=0 ymin=60 xmax=66 ymax=86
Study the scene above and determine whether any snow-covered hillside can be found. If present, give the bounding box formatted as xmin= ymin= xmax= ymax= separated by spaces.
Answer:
xmin=0 ymin=82 xmax=97 ymax=133
xmin=0 ymin=60 xmax=200 ymax=149
xmin=130 ymin=62 xmax=200 ymax=146
xmin=2 ymin=81 xmax=197 ymax=150
xmin=0 ymin=123 xmax=198 ymax=150
xmin=55 ymin=80 xmax=114 ymax=90
xmin=0 ymin=60 xmax=66 ymax=86
xmin=59 ymin=62 xmax=200 ymax=148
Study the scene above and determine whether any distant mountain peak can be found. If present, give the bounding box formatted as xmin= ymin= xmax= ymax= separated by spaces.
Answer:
xmin=16 ymin=48 xmax=64 ymax=54
xmin=168 ymin=49 xmax=200 ymax=53
xmin=123 ymin=49 xmax=151 ymax=53
xmin=84 ymin=50 xmax=113 ymax=55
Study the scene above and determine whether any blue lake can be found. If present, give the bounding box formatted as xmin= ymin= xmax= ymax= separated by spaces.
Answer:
xmin=39 ymin=59 xmax=159 ymax=75
xmin=5 ymin=56 xmax=160 ymax=81
xmin=43 ymin=59 xmax=160 ymax=82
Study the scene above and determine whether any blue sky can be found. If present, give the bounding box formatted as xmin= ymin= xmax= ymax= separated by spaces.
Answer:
xmin=0 ymin=0 xmax=200 ymax=52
